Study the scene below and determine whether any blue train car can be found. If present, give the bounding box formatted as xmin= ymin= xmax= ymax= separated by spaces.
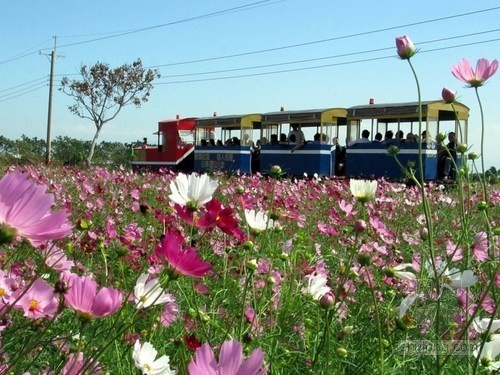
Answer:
xmin=259 ymin=108 xmax=348 ymax=176
xmin=345 ymin=100 xmax=469 ymax=180
xmin=193 ymin=113 xmax=261 ymax=174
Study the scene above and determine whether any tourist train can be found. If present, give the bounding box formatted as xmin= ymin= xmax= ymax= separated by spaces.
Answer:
xmin=132 ymin=100 xmax=469 ymax=180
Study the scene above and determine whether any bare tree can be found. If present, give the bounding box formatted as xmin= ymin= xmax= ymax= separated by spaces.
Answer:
xmin=60 ymin=59 xmax=160 ymax=166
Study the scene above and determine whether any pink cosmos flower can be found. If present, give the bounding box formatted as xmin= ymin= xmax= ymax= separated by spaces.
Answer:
xmin=0 ymin=171 xmax=73 ymax=246
xmin=14 ymin=278 xmax=59 ymax=319
xmin=451 ymin=58 xmax=498 ymax=87
xmin=188 ymin=338 xmax=269 ymax=375
xmin=395 ymin=35 xmax=416 ymax=60
xmin=44 ymin=244 xmax=75 ymax=272
xmin=155 ymin=231 xmax=212 ymax=277
xmin=63 ymin=272 xmax=123 ymax=319
xmin=61 ymin=352 xmax=102 ymax=375
xmin=441 ymin=87 xmax=456 ymax=103
xmin=161 ymin=297 xmax=179 ymax=328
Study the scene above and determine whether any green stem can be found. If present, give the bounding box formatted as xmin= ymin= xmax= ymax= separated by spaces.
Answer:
xmin=365 ymin=266 xmax=384 ymax=374
xmin=474 ymin=87 xmax=489 ymax=203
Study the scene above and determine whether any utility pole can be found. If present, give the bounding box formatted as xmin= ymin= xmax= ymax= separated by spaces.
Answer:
xmin=45 ymin=36 xmax=57 ymax=165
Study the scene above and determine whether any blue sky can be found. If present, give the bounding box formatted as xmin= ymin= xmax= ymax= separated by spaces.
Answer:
xmin=2 ymin=0 xmax=499 ymax=168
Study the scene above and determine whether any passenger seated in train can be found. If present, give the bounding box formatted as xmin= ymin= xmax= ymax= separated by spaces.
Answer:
xmin=405 ymin=133 xmax=416 ymax=143
xmin=396 ymin=130 xmax=405 ymax=143
xmin=437 ymin=132 xmax=457 ymax=180
xmin=216 ymin=140 xmax=223 ymax=146
xmin=348 ymin=129 xmax=370 ymax=146
xmin=334 ymin=137 xmax=346 ymax=176
xmin=279 ymin=133 xmax=287 ymax=144
xmin=287 ymin=124 xmax=305 ymax=145
xmin=200 ymin=139 xmax=208 ymax=146
xmin=311 ymin=133 xmax=321 ymax=143
xmin=270 ymin=134 xmax=279 ymax=145
xmin=373 ymin=132 xmax=383 ymax=143
xmin=209 ymin=139 xmax=216 ymax=147
xmin=382 ymin=130 xmax=395 ymax=145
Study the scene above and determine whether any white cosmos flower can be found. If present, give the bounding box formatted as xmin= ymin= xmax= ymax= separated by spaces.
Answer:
xmin=349 ymin=179 xmax=378 ymax=203
xmin=303 ymin=272 xmax=331 ymax=301
xmin=169 ymin=173 xmax=218 ymax=210
xmin=399 ymin=294 xmax=418 ymax=318
xmin=473 ymin=318 xmax=500 ymax=334
xmin=441 ymin=267 xmax=477 ymax=289
xmin=473 ymin=338 xmax=500 ymax=368
xmin=133 ymin=340 xmax=175 ymax=375
xmin=391 ymin=263 xmax=417 ymax=280
xmin=244 ymin=209 xmax=275 ymax=232
xmin=134 ymin=273 xmax=171 ymax=309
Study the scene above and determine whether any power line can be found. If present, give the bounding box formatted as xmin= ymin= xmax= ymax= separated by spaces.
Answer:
xmin=0 ymin=0 xmax=283 ymax=66
xmin=56 ymin=0 xmax=283 ymax=49
xmin=0 ymin=83 xmax=47 ymax=102
xmin=0 ymin=76 xmax=48 ymax=93
xmin=149 ymin=6 xmax=500 ymax=68
xmin=155 ymin=29 xmax=500 ymax=79
xmin=155 ymin=37 xmax=500 ymax=85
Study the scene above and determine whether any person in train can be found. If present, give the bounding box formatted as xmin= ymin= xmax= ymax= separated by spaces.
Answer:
xmin=348 ymin=129 xmax=370 ymax=146
xmin=372 ymin=132 xmax=383 ymax=143
xmin=287 ymin=124 xmax=305 ymax=145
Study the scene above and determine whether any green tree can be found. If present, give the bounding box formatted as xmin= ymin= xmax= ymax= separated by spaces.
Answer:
xmin=60 ymin=59 xmax=160 ymax=167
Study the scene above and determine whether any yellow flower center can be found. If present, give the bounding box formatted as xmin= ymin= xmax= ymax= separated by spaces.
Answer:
xmin=0 ymin=288 xmax=5 ymax=297
xmin=29 ymin=299 xmax=39 ymax=311
xmin=144 ymin=364 xmax=152 ymax=372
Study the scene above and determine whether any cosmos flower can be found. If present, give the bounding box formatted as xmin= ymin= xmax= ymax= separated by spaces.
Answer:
xmin=303 ymin=272 xmax=331 ymax=301
xmin=188 ymin=338 xmax=269 ymax=375
xmin=133 ymin=340 xmax=175 ymax=375
xmin=451 ymin=58 xmax=498 ymax=87
xmin=155 ymin=231 xmax=212 ymax=277
xmin=44 ymin=244 xmax=75 ymax=272
xmin=398 ymin=294 xmax=418 ymax=318
xmin=385 ymin=263 xmax=417 ymax=280
xmin=395 ymin=35 xmax=416 ymax=60
xmin=349 ymin=179 xmax=378 ymax=203
xmin=14 ymin=278 xmax=58 ymax=319
xmin=169 ymin=173 xmax=219 ymax=210
xmin=0 ymin=170 xmax=72 ymax=246
xmin=134 ymin=273 xmax=172 ymax=309
xmin=63 ymin=272 xmax=123 ymax=319
xmin=244 ymin=209 xmax=275 ymax=233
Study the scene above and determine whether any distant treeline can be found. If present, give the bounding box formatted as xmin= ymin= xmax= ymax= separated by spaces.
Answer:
xmin=0 ymin=135 xmax=143 ymax=168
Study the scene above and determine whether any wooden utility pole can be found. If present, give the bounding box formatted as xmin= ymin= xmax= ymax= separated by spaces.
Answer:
xmin=45 ymin=37 xmax=56 ymax=165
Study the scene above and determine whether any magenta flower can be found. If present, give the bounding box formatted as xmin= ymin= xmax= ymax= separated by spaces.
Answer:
xmin=441 ymin=87 xmax=456 ymax=103
xmin=14 ymin=278 xmax=58 ymax=319
xmin=0 ymin=171 xmax=72 ymax=246
xmin=451 ymin=58 xmax=498 ymax=87
xmin=188 ymin=338 xmax=269 ymax=375
xmin=63 ymin=272 xmax=123 ymax=319
xmin=155 ymin=231 xmax=212 ymax=277
xmin=395 ymin=35 xmax=416 ymax=60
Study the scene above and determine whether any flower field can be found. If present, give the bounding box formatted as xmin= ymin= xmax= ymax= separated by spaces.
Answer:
xmin=0 ymin=35 xmax=499 ymax=375
xmin=0 ymin=164 xmax=498 ymax=374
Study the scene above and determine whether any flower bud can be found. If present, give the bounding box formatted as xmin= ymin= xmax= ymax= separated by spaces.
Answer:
xmin=441 ymin=87 xmax=456 ymax=103
xmin=388 ymin=145 xmax=400 ymax=156
xmin=395 ymin=35 xmax=416 ymax=59
xmin=235 ymin=185 xmax=245 ymax=194
xmin=336 ymin=347 xmax=348 ymax=357
xmin=477 ymin=201 xmax=488 ymax=211
xmin=247 ymin=259 xmax=258 ymax=271
xmin=319 ymin=292 xmax=336 ymax=308
xmin=436 ymin=133 xmax=447 ymax=143
xmin=270 ymin=165 xmax=283 ymax=177
xmin=456 ymin=143 xmax=468 ymax=153
xmin=357 ymin=253 xmax=371 ymax=266
xmin=354 ymin=219 xmax=367 ymax=233
xmin=420 ymin=227 xmax=429 ymax=239
xmin=468 ymin=152 xmax=479 ymax=160
xmin=243 ymin=241 xmax=254 ymax=251
xmin=343 ymin=325 xmax=354 ymax=335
